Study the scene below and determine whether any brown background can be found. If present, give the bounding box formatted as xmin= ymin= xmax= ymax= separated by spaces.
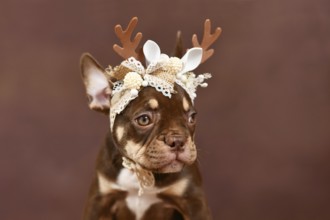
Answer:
xmin=1 ymin=0 xmax=330 ymax=219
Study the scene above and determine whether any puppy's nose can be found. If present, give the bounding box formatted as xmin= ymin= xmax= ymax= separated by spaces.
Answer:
xmin=165 ymin=135 xmax=186 ymax=150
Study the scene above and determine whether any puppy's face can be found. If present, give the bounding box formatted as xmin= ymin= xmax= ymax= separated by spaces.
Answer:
xmin=112 ymin=85 xmax=197 ymax=173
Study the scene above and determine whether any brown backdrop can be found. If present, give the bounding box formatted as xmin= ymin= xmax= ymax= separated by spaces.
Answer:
xmin=1 ymin=0 xmax=330 ymax=219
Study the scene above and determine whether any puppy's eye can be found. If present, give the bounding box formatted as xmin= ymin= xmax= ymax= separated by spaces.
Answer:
xmin=136 ymin=114 xmax=152 ymax=126
xmin=188 ymin=112 xmax=197 ymax=124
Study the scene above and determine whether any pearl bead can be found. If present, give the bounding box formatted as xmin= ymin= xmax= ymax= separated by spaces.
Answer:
xmin=130 ymin=89 xmax=138 ymax=96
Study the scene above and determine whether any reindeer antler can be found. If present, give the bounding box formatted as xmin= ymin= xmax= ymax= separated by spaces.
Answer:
xmin=113 ymin=17 xmax=143 ymax=60
xmin=192 ymin=19 xmax=222 ymax=63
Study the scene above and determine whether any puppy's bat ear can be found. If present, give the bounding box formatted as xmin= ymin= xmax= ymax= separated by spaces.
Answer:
xmin=80 ymin=53 xmax=111 ymax=114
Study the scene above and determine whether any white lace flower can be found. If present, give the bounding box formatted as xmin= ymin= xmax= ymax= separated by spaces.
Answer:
xmin=123 ymin=72 xmax=143 ymax=90
xmin=164 ymin=57 xmax=183 ymax=74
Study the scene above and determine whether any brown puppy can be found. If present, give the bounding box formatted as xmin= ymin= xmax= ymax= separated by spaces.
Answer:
xmin=80 ymin=17 xmax=221 ymax=220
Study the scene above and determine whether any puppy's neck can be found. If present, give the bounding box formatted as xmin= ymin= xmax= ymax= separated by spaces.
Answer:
xmin=122 ymin=156 xmax=155 ymax=195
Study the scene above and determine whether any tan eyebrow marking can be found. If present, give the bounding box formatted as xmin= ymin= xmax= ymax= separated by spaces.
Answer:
xmin=148 ymin=99 xmax=159 ymax=109
xmin=182 ymin=97 xmax=190 ymax=112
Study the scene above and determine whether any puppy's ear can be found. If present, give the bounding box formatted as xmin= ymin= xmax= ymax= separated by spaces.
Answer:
xmin=80 ymin=53 xmax=111 ymax=114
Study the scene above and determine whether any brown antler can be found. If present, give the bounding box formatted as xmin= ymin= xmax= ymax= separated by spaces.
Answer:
xmin=192 ymin=19 xmax=222 ymax=63
xmin=113 ymin=17 xmax=143 ymax=60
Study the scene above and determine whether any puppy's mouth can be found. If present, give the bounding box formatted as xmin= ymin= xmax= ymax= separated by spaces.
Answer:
xmin=154 ymin=153 xmax=186 ymax=173
xmin=156 ymin=160 xmax=184 ymax=173
xmin=139 ymin=140 xmax=197 ymax=173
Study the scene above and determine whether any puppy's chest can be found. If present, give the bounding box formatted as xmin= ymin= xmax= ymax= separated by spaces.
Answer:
xmin=98 ymin=168 xmax=189 ymax=220
xmin=116 ymin=168 xmax=161 ymax=220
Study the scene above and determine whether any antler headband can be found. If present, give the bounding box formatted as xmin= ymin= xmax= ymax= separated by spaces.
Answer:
xmin=107 ymin=17 xmax=221 ymax=130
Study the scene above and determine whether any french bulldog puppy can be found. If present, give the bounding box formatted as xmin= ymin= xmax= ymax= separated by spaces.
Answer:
xmin=80 ymin=17 xmax=221 ymax=220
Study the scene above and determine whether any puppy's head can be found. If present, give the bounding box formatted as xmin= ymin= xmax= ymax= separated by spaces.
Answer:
xmin=113 ymin=85 xmax=197 ymax=173
xmin=80 ymin=54 xmax=197 ymax=173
